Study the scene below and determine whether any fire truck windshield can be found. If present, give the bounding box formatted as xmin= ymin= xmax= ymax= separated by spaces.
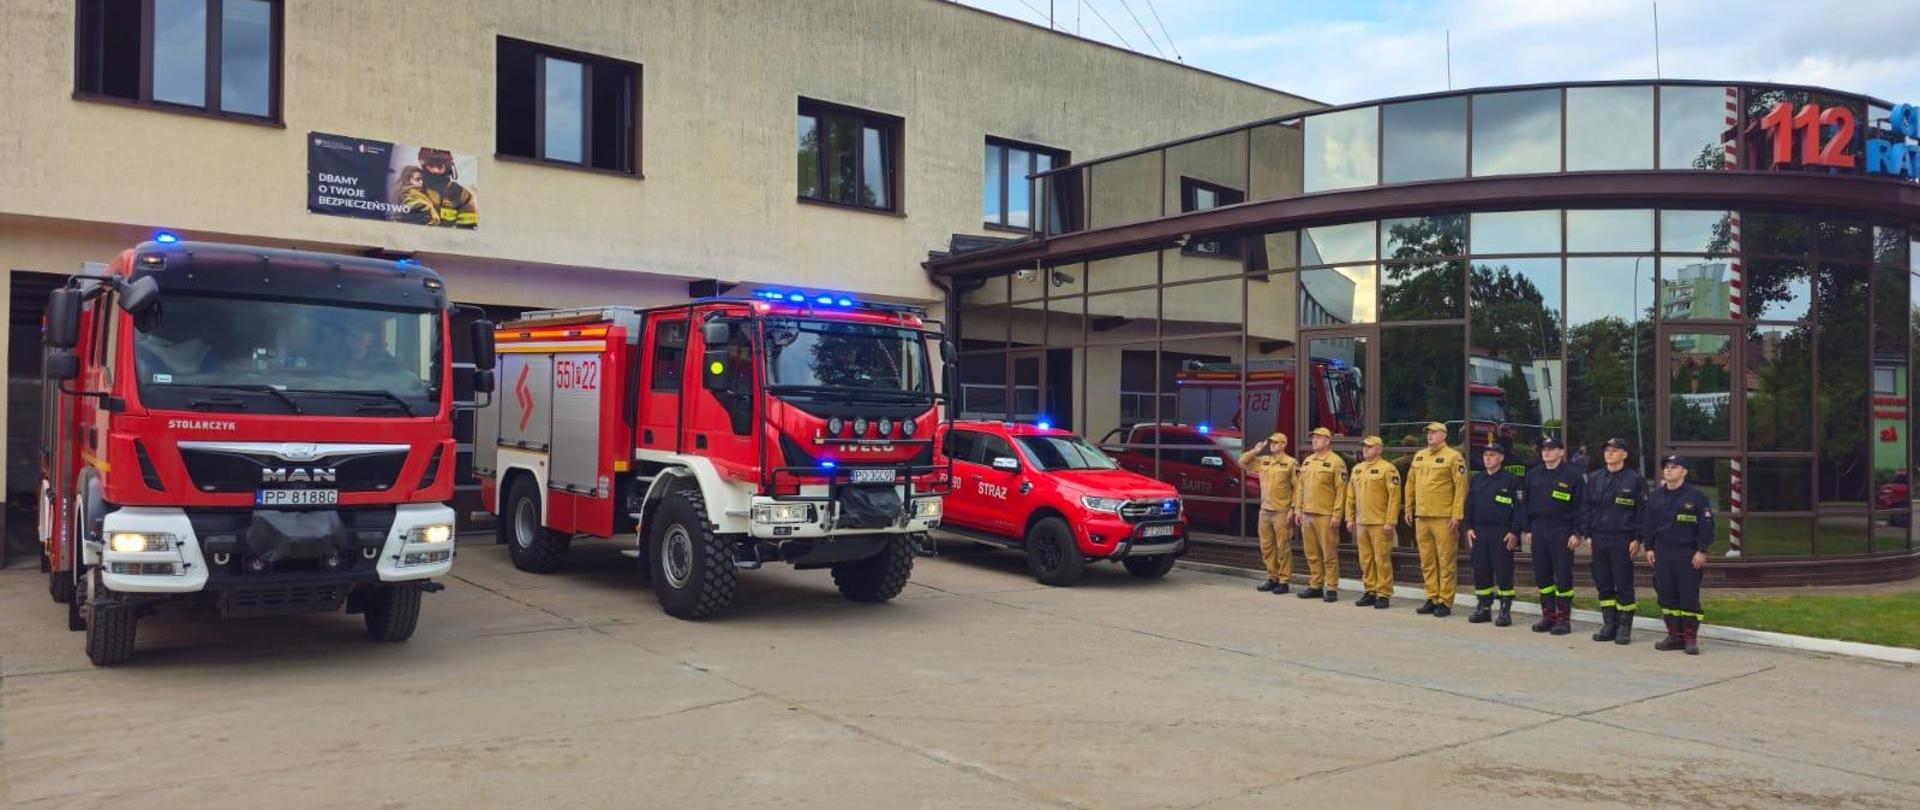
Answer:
xmin=1470 ymin=391 xmax=1508 ymax=422
xmin=1015 ymin=435 xmax=1120 ymax=471
xmin=132 ymin=294 xmax=439 ymax=416
xmin=763 ymin=318 xmax=928 ymax=397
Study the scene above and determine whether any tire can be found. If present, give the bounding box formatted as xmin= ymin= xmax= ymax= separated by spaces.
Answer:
xmin=363 ymin=584 xmax=423 ymax=642
xmin=83 ymin=575 xmax=136 ymax=666
xmin=49 ymin=565 xmax=74 ymax=604
xmin=649 ymin=490 xmax=736 ymax=620
xmin=1123 ymin=554 xmax=1177 ymax=579
xmin=832 ymin=534 xmax=914 ymax=603
xmin=503 ymin=476 xmax=570 ymax=573
xmin=1025 ymin=517 xmax=1086 ymax=586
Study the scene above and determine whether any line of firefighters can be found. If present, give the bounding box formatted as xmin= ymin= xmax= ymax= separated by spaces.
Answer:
xmin=1238 ymin=424 xmax=1716 ymax=655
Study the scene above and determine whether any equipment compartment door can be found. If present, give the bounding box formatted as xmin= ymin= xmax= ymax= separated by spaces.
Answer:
xmin=499 ymin=353 xmax=553 ymax=451
xmin=549 ymin=352 xmax=606 ymax=493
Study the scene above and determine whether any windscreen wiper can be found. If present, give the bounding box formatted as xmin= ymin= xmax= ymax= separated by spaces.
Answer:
xmin=192 ymin=384 xmax=302 ymax=414
xmin=284 ymin=388 xmax=417 ymax=417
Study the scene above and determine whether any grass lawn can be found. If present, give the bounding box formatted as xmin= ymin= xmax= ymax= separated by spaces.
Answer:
xmin=1556 ymin=592 xmax=1920 ymax=649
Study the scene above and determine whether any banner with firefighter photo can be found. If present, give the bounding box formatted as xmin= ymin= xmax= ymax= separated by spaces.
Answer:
xmin=306 ymin=132 xmax=479 ymax=229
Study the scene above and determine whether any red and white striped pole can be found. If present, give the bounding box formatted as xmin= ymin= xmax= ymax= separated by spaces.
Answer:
xmin=1723 ymin=87 xmax=1744 ymax=558
xmin=1727 ymin=459 xmax=1744 ymax=557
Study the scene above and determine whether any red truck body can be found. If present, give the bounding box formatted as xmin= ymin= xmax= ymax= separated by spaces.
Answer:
xmin=476 ymin=293 xmax=950 ymax=618
xmin=936 ymin=420 xmax=1184 ymax=585
xmin=38 ymin=240 xmax=489 ymax=664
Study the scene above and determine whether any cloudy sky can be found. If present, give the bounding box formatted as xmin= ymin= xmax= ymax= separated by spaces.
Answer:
xmin=955 ymin=0 xmax=1920 ymax=105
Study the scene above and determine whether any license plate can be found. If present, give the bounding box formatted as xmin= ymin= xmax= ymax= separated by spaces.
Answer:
xmin=256 ymin=489 xmax=338 ymax=506
xmin=849 ymin=469 xmax=895 ymax=484
xmin=1141 ymin=524 xmax=1177 ymax=538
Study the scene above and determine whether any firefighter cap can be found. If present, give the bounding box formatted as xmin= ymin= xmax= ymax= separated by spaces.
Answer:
xmin=1424 ymin=422 xmax=1448 ymax=434
xmin=1483 ymin=442 xmax=1508 ymax=456
xmin=1662 ymin=454 xmax=1689 ymax=468
xmin=1310 ymin=427 xmax=1333 ymax=438
xmin=1361 ymin=435 xmax=1383 ymax=448
xmin=1267 ymin=432 xmax=1288 ymax=445
xmin=1603 ymin=437 xmax=1631 ymax=451
xmin=1538 ymin=436 xmax=1565 ymax=449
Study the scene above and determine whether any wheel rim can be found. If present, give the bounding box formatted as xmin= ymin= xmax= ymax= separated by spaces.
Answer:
xmin=662 ymin=526 xmax=694 ymax=589
xmin=1034 ymin=529 xmax=1062 ymax=571
xmin=513 ymin=497 xmax=537 ymax=549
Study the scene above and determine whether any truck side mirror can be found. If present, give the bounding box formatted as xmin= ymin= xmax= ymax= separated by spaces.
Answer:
xmin=1200 ymin=455 xmax=1225 ymax=468
xmin=45 ymin=289 xmax=81 ymax=349
xmin=470 ymin=318 xmax=497 ymax=371
xmin=472 ymin=369 xmax=495 ymax=395
xmin=46 ymin=349 xmax=80 ymax=382
xmin=701 ymin=320 xmax=732 ymax=347
xmin=117 ymin=276 xmax=160 ymax=316
xmin=939 ymin=339 xmax=956 ymax=363
xmin=991 ymin=456 xmax=1020 ymax=472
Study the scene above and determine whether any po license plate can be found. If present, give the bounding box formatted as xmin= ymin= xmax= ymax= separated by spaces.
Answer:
xmin=256 ymin=489 xmax=338 ymax=506
xmin=849 ymin=469 xmax=895 ymax=484
xmin=1141 ymin=524 xmax=1177 ymax=538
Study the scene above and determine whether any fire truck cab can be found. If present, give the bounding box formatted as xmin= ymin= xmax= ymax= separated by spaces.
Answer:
xmin=38 ymin=240 xmax=493 ymax=665
xmin=477 ymin=292 xmax=950 ymax=619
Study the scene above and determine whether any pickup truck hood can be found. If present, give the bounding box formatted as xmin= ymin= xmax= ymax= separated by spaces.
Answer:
xmin=1046 ymin=469 xmax=1179 ymax=500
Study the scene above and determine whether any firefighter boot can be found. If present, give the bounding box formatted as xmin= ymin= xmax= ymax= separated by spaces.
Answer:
xmin=1468 ymin=597 xmax=1493 ymax=623
xmin=1614 ymin=612 xmax=1633 ymax=645
xmin=1654 ymin=617 xmax=1685 ymax=651
xmin=1415 ymin=600 xmax=1437 ymax=614
xmin=1355 ymin=592 xmax=1377 ymax=607
xmin=1591 ymin=607 xmax=1619 ymax=642
xmin=1684 ymin=618 xmax=1701 ymax=656
xmin=1373 ymin=596 xmax=1390 ymax=610
xmin=1495 ymin=597 xmax=1513 ymax=627
xmin=1550 ymin=597 xmax=1572 ymax=636
xmin=1258 ymin=580 xmax=1280 ymax=593
xmin=1297 ymin=587 xmax=1324 ymax=600
xmin=1530 ymin=599 xmax=1555 ymax=632
xmin=1323 ymin=589 xmax=1338 ymax=603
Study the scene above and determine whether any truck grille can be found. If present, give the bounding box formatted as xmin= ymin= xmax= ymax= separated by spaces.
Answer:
xmin=215 ymin=583 xmax=353 ymax=618
xmin=1119 ymin=500 xmax=1181 ymax=524
xmin=180 ymin=447 xmax=407 ymax=494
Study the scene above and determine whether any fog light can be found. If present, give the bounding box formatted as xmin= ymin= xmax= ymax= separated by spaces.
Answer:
xmin=108 ymin=561 xmax=178 ymax=575
xmin=912 ymin=498 xmax=942 ymax=519
xmin=109 ymin=532 xmax=175 ymax=553
xmin=752 ymin=503 xmax=815 ymax=524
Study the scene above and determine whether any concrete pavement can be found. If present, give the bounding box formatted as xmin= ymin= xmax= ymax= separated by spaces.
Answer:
xmin=2 ymin=538 xmax=1914 ymax=809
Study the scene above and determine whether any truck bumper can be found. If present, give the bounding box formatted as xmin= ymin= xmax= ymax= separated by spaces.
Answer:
xmin=1089 ymin=519 xmax=1187 ymax=560
xmin=743 ymin=491 xmax=941 ymax=540
xmin=98 ymin=503 xmax=456 ymax=594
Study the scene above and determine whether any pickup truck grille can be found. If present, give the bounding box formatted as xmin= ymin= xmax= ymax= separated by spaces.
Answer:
xmin=1119 ymin=500 xmax=1180 ymax=523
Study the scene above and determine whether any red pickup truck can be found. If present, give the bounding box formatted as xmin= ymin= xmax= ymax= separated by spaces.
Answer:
xmin=936 ymin=421 xmax=1186 ymax=585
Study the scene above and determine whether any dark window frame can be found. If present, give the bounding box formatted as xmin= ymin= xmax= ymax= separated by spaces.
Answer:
xmin=984 ymin=136 xmax=1068 ymax=232
xmin=73 ymin=0 xmax=285 ymax=125
xmin=650 ymin=320 xmax=687 ymax=392
xmin=495 ymin=36 xmax=642 ymax=177
xmin=1178 ymin=176 xmax=1246 ymax=258
xmin=797 ymin=97 xmax=903 ymax=214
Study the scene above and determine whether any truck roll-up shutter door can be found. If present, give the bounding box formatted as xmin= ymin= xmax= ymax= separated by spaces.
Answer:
xmin=549 ymin=352 xmax=605 ymax=494
xmin=498 ymin=354 xmax=553 ymax=452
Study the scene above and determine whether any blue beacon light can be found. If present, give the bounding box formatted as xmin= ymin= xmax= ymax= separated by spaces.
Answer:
xmin=153 ymin=230 xmax=180 ymax=244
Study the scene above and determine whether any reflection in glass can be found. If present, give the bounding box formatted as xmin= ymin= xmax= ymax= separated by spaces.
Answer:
xmin=1817 ymin=219 xmax=1872 ymax=263
xmin=1087 ymin=252 xmax=1158 ymax=292
xmin=862 ymin=126 xmax=890 ymax=209
xmin=1163 ymin=339 xmax=1245 ymax=450
xmin=1873 ymin=225 xmax=1909 ymax=267
xmin=1005 ymin=148 xmax=1030 ymax=229
xmin=1659 ymin=85 xmax=1732 ymax=170
xmin=1084 ymin=288 xmax=1158 ymax=346
xmin=1241 ymin=339 xmax=1300 ymax=446
xmin=1306 ymin=335 xmax=1368 ymax=439
xmin=1566 ymin=86 xmax=1653 ymax=171
xmin=1304 ymin=106 xmax=1380 ymax=192
xmin=1470 ymin=257 xmax=1564 ymax=455
xmin=1163 ymin=279 xmax=1243 ymax=337
xmin=1659 ymin=210 xmax=1732 ymax=255
xmin=1045 ymin=263 xmax=1084 ymax=297
xmin=1381 ymin=97 xmax=1468 ymax=183
xmin=983 ymin=144 xmax=1002 ymax=222
xmin=1246 ymin=231 xmax=1299 ymax=273
xmin=1471 ymin=210 xmax=1560 ymax=255
xmin=1012 ymin=354 xmax=1042 ymax=421
xmin=825 ymin=114 xmax=858 ymax=203
xmin=1742 ymin=515 xmax=1812 ymax=557
xmin=1745 ymin=324 xmax=1814 ymax=451
xmin=543 ymin=57 xmax=585 ymax=163
xmin=1010 ymin=298 xmax=1046 ymax=350
xmin=1300 ymin=266 xmax=1376 ymax=325
xmin=1660 ymin=258 xmax=1732 ymax=320
xmin=1088 ymin=151 xmax=1165 ymax=227
xmin=1819 ymin=263 xmax=1870 ymax=506
xmin=1742 ymin=212 xmax=1812 ymax=257
xmin=1567 ymin=209 xmax=1653 ymax=253
xmin=1873 ymin=267 xmax=1909 ymax=502
xmin=1818 ymin=516 xmax=1871 ymax=556
xmin=1666 ymin=332 xmax=1732 ymax=442
xmin=796 ymin=115 xmax=820 ymax=198
xmin=220 ymin=0 xmax=272 ymax=116
xmin=1249 ymin=122 xmax=1305 ymax=202
xmin=153 ymin=0 xmax=208 ymax=107
xmin=1382 ymin=326 xmax=1464 ymax=447
xmin=1472 ymin=89 xmax=1561 ymax=176
xmin=1381 ymin=261 xmax=1464 ymax=321
xmin=1743 ymin=260 xmax=1811 ymax=321
xmin=1567 ymin=256 xmax=1655 ymax=470
xmin=957 ymin=353 xmax=1009 ymax=420
xmin=1747 ymin=458 xmax=1813 ymax=511
xmin=1303 ymin=222 xmax=1376 ymax=266
xmin=1382 ymin=215 xmax=1465 ymax=260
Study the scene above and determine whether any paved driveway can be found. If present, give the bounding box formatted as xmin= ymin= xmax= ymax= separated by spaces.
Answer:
xmin=3 ymin=538 xmax=1914 ymax=808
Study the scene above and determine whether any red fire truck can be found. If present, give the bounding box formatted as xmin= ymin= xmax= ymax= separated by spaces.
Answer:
xmin=1167 ymin=358 xmax=1364 ymax=441
xmin=476 ymin=291 xmax=950 ymax=619
xmin=39 ymin=239 xmax=494 ymax=665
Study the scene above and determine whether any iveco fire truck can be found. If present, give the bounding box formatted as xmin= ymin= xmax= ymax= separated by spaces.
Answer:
xmin=39 ymin=239 xmax=495 ymax=665
xmin=476 ymin=291 xmax=950 ymax=619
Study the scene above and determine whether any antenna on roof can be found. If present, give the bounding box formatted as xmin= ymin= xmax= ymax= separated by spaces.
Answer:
xmin=1653 ymin=1 xmax=1663 ymax=79
xmin=1445 ymin=29 xmax=1453 ymax=90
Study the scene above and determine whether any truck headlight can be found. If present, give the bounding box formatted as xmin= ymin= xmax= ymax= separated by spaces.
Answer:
xmin=912 ymin=498 xmax=942 ymax=519
xmin=752 ymin=503 xmax=815 ymax=524
xmin=407 ymin=524 xmax=454 ymax=544
xmin=109 ymin=532 xmax=176 ymax=553
xmin=1081 ymin=496 xmax=1127 ymax=514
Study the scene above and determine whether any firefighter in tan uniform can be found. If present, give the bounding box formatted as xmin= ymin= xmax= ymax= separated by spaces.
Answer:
xmin=1292 ymin=427 xmax=1349 ymax=602
xmin=1403 ymin=422 xmax=1467 ymax=617
xmin=1239 ymin=432 xmax=1299 ymax=594
xmin=1344 ymin=435 xmax=1400 ymax=609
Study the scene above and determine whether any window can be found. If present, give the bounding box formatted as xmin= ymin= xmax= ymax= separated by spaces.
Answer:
xmin=1179 ymin=178 xmax=1245 ymax=257
xmin=943 ymin=429 xmax=982 ymax=464
xmin=984 ymin=138 xmax=1066 ymax=230
xmin=75 ymin=0 xmax=281 ymax=121
xmin=651 ymin=321 xmax=687 ymax=392
xmin=496 ymin=38 xmax=640 ymax=174
xmin=798 ymin=99 xmax=901 ymax=212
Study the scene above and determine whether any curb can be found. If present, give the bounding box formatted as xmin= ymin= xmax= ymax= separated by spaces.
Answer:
xmin=1175 ymin=560 xmax=1920 ymax=666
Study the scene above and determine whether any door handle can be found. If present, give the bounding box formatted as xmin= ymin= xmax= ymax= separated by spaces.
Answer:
xmin=695 ymin=434 xmax=707 ymax=450
xmin=643 ymin=429 xmax=654 ymax=443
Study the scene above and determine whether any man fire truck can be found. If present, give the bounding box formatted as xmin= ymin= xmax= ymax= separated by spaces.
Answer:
xmin=476 ymin=290 xmax=950 ymax=619
xmin=39 ymin=238 xmax=495 ymax=665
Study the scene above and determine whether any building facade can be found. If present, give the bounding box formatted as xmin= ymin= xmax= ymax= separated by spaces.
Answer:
xmin=934 ymin=81 xmax=1920 ymax=585
xmin=0 ymin=0 xmax=1315 ymax=545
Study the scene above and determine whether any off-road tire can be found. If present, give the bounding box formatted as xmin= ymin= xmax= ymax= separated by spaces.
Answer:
xmin=84 ymin=580 xmax=137 ymax=666
xmin=1025 ymin=516 xmax=1086 ymax=586
xmin=832 ymin=534 xmax=914 ymax=603
xmin=49 ymin=559 xmax=74 ymax=604
xmin=363 ymin=584 xmax=423 ymax=642
xmin=504 ymin=476 xmax=570 ymax=573
xmin=1122 ymin=554 xmax=1177 ymax=579
xmin=649 ymin=490 xmax=736 ymax=619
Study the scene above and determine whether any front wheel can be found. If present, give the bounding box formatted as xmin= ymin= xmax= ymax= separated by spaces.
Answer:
xmin=1122 ymin=554 xmax=1177 ymax=579
xmin=364 ymin=584 xmax=423 ymax=642
xmin=503 ymin=476 xmax=570 ymax=573
xmin=48 ymin=557 xmax=74 ymax=604
xmin=832 ymin=535 xmax=914 ymax=603
xmin=1025 ymin=517 xmax=1086 ymax=586
xmin=649 ymin=490 xmax=736 ymax=620
xmin=83 ymin=574 xmax=137 ymax=666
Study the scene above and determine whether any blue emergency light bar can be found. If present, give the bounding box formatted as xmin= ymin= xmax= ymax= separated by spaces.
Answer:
xmin=153 ymin=230 xmax=180 ymax=244
xmin=748 ymin=288 xmax=926 ymax=316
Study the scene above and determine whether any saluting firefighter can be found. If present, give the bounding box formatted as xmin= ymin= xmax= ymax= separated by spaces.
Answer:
xmin=1344 ymin=436 xmax=1401 ymax=609
xmin=1645 ymin=455 xmax=1714 ymax=655
xmin=1577 ymin=438 xmax=1647 ymax=646
xmin=1464 ymin=443 xmax=1525 ymax=626
xmin=1404 ymin=422 xmax=1467 ymax=617
xmin=1293 ymin=427 xmax=1349 ymax=602
xmin=1523 ymin=437 xmax=1583 ymax=635
xmin=1240 ymin=432 xmax=1301 ymax=594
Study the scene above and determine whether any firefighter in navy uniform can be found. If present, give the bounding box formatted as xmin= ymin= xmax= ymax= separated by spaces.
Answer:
xmin=1577 ymin=438 xmax=1646 ymax=646
xmin=1523 ymin=437 xmax=1583 ymax=635
xmin=1464 ymin=443 xmax=1524 ymax=626
xmin=1645 ymin=455 xmax=1715 ymax=655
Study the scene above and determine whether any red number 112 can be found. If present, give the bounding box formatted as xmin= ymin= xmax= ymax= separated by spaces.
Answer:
xmin=1760 ymin=101 xmax=1856 ymax=168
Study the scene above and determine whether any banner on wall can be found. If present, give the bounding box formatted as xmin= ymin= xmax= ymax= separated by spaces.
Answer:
xmin=306 ymin=132 xmax=479 ymax=228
